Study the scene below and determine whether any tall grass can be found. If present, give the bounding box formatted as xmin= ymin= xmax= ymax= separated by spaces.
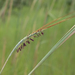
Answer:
xmin=0 ymin=13 xmax=75 ymax=74
xmin=0 ymin=0 xmax=75 ymax=75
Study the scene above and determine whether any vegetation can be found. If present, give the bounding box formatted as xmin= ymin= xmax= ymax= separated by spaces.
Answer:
xmin=0 ymin=0 xmax=75 ymax=75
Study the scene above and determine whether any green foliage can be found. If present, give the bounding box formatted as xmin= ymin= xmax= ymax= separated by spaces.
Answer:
xmin=0 ymin=0 xmax=75 ymax=75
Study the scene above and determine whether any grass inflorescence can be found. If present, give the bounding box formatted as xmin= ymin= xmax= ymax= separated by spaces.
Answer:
xmin=0 ymin=11 xmax=75 ymax=75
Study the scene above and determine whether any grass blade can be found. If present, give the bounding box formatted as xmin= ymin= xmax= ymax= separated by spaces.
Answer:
xmin=28 ymin=25 xmax=75 ymax=75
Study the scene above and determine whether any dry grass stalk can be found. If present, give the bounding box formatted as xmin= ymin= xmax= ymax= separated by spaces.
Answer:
xmin=7 ymin=0 xmax=13 ymax=23
xmin=0 ymin=0 xmax=9 ymax=21
xmin=1 ymin=39 xmax=6 ymax=67
xmin=31 ymin=0 xmax=37 ymax=11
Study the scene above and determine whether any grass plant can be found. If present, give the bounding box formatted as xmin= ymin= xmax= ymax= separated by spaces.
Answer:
xmin=0 ymin=11 xmax=75 ymax=74
xmin=0 ymin=0 xmax=75 ymax=75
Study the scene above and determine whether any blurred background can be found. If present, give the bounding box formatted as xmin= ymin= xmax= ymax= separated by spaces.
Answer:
xmin=0 ymin=0 xmax=75 ymax=75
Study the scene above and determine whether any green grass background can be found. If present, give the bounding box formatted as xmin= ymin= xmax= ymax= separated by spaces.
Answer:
xmin=0 ymin=0 xmax=75 ymax=75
